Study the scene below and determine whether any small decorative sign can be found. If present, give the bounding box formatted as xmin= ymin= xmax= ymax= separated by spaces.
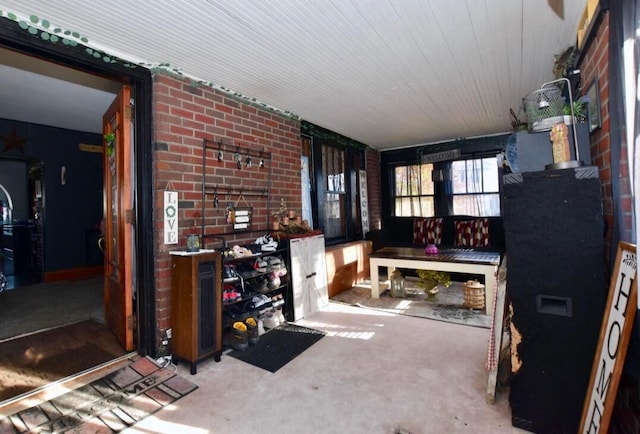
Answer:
xmin=421 ymin=148 xmax=460 ymax=164
xmin=359 ymin=170 xmax=369 ymax=235
xmin=79 ymin=143 xmax=103 ymax=153
xmin=232 ymin=207 xmax=252 ymax=230
xmin=164 ymin=191 xmax=178 ymax=244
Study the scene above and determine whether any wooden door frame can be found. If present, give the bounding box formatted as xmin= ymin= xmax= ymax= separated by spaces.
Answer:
xmin=0 ymin=17 xmax=156 ymax=356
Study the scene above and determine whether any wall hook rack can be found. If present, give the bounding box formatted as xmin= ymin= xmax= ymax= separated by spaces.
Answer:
xmin=201 ymin=138 xmax=273 ymax=238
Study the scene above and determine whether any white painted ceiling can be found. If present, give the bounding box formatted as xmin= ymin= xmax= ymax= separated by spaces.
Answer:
xmin=0 ymin=0 xmax=586 ymax=150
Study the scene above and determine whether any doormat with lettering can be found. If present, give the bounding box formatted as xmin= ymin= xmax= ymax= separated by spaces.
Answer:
xmin=0 ymin=355 xmax=197 ymax=433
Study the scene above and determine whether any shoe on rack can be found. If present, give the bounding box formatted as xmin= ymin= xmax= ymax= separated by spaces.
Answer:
xmin=263 ymin=311 xmax=280 ymax=329
xmin=231 ymin=322 xmax=249 ymax=351
xmin=275 ymin=305 xmax=286 ymax=324
xmin=232 ymin=245 xmax=254 ymax=258
xmin=255 ymin=234 xmax=278 ymax=252
xmin=247 ymin=244 xmax=262 ymax=255
xmin=250 ymin=294 xmax=272 ymax=310
xmin=245 ymin=317 xmax=259 ymax=344
xmin=223 ymin=283 xmax=242 ymax=303
xmin=223 ymin=264 xmax=237 ymax=281
xmin=267 ymin=272 xmax=281 ymax=290
xmin=247 ymin=276 xmax=269 ymax=293
xmin=271 ymin=294 xmax=284 ymax=308
xmin=253 ymin=258 xmax=268 ymax=272
xmin=257 ymin=316 xmax=266 ymax=336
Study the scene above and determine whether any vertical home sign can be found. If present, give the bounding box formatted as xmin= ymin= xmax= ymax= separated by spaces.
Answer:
xmin=164 ymin=190 xmax=178 ymax=244
xmin=359 ymin=170 xmax=369 ymax=236
xmin=580 ymin=242 xmax=637 ymax=433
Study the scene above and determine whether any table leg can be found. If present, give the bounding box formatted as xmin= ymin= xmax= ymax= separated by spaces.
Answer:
xmin=484 ymin=267 xmax=498 ymax=315
xmin=370 ymin=260 xmax=380 ymax=298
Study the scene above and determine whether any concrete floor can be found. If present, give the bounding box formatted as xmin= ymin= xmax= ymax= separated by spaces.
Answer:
xmin=124 ymin=302 xmax=525 ymax=434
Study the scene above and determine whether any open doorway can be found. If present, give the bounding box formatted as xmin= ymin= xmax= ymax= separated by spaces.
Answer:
xmin=0 ymin=49 xmax=135 ymax=402
xmin=0 ymin=16 xmax=157 ymax=399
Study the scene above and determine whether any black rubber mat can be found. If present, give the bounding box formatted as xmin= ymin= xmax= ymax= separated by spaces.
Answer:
xmin=228 ymin=323 xmax=325 ymax=373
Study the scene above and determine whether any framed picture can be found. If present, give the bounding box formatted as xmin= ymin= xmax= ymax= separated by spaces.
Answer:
xmin=586 ymin=79 xmax=601 ymax=133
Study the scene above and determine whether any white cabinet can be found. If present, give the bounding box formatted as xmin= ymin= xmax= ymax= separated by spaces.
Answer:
xmin=290 ymin=234 xmax=328 ymax=321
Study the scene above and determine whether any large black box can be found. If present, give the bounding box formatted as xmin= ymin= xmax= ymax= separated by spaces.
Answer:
xmin=503 ymin=166 xmax=607 ymax=433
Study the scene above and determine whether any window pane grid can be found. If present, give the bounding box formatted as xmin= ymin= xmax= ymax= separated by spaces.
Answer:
xmin=393 ymin=163 xmax=434 ymax=217
xmin=452 ymin=157 xmax=500 ymax=216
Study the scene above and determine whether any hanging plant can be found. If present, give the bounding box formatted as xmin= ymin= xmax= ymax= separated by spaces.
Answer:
xmin=103 ymin=133 xmax=115 ymax=157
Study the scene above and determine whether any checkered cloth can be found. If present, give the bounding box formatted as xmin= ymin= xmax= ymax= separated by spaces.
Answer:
xmin=486 ymin=276 xmax=499 ymax=371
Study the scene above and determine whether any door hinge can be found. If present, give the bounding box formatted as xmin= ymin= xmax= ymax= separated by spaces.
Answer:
xmin=125 ymin=104 xmax=133 ymax=121
xmin=125 ymin=209 xmax=135 ymax=225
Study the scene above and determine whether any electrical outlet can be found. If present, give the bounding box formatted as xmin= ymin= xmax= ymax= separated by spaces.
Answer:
xmin=165 ymin=328 xmax=172 ymax=339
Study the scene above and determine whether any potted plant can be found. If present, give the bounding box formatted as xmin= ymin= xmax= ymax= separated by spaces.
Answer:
xmin=416 ymin=269 xmax=452 ymax=298
xmin=562 ymin=99 xmax=586 ymax=124
xmin=271 ymin=198 xmax=288 ymax=230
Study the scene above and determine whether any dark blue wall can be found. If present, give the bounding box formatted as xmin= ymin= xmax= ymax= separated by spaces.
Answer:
xmin=0 ymin=119 xmax=103 ymax=272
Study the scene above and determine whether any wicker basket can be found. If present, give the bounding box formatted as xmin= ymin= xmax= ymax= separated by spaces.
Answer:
xmin=463 ymin=280 xmax=485 ymax=310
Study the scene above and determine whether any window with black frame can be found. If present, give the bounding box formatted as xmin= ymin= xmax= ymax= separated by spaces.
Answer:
xmin=392 ymin=163 xmax=435 ymax=217
xmin=321 ymin=144 xmax=346 ymax=239
xmin=451 ymin=157 xmax=500 ymax=216
xmin=303 ymin=122 xmax=366 ymax=244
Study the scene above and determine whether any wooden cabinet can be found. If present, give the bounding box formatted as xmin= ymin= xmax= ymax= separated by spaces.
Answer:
xmin=170 ymin=250 xmax=222 ymax=374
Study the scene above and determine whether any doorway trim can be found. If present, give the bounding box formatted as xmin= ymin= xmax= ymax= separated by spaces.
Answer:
xmin=0 ymin=17 xmax=156 ymax=356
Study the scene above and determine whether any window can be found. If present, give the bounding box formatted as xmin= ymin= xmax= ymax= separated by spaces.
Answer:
xmin=393 ymin=163 xmax=434 ymax=217
xmin=304 ymin=121 xmax=366 ymax=244
xmin=322 ymin=145 xmax=346 ymax=239
xmin=451 ymin=157 xmax=499 ymax=216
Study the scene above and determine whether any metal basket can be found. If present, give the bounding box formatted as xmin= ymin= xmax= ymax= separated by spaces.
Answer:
xmin=524 ymin=86 xmax=564 ymax=132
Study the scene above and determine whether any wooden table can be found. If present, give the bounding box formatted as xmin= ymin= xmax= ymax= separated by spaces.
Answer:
xmin=369 ymin=247 xmax=501 ymax=315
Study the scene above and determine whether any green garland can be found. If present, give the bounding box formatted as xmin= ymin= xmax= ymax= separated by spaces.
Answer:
xmin=301 ymin=121 xmax=369 ymax=150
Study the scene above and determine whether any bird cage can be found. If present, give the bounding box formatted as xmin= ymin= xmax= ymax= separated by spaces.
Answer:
xmin=523 ymin=85 xmax=564 ymax=132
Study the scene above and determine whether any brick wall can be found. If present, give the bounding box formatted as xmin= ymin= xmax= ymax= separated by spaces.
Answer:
xmin=366 ymin=148 xmax=382 ymax=231
xmin=579 ymin=12 xmax=634 ymax=264
xmin=152 ymin=73 xmax=301 ymax=347
xmin=578 ymin=12 xmax=640 ymax=432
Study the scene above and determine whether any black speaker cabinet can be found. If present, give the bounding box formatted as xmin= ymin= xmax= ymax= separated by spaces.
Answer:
xmin=503 ymin=166 xmax=607 ymax=433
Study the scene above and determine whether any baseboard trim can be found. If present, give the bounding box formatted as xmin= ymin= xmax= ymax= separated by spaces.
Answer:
xmin=43 ymin=266 xmax=104 ymax=283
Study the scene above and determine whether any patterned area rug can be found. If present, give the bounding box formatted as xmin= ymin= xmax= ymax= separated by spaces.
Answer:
xmin=0 ymin=356 xmax=197 ymax=433
xmin=332 ymin=281 xmax=491 ymax=329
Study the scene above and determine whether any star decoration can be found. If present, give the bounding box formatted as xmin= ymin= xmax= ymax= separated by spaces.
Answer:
xmin=1 ymin=127 xmax=29 ymax=154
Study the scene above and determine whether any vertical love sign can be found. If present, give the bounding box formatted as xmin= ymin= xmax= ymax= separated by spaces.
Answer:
xmin=164 ymin=191 xmax=178 ymax=244
xmin=580 ymin=242 xmax=637 ymax=433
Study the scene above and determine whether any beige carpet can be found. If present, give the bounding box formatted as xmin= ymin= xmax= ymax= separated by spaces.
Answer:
xmin=125 ymin=302 xmax=522 ymax=433
xmin=332 ymin=280 xmax=492 ymax=329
